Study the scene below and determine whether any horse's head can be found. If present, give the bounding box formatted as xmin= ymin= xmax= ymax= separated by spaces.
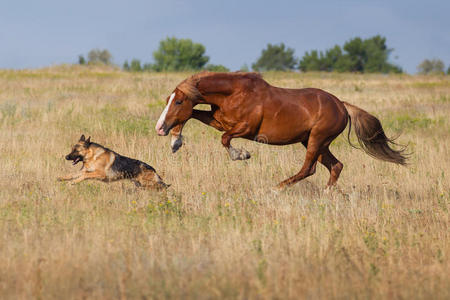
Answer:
xmin=155 ymin=89 xmax=194 ymax=136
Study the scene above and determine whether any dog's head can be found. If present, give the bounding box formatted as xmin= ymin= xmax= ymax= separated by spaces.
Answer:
xmin=65 ymin=135 xmax=91 ymax=165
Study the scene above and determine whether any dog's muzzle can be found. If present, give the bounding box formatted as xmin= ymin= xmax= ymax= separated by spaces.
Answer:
xmin=66 ymin=154 xmax=82 ymax=165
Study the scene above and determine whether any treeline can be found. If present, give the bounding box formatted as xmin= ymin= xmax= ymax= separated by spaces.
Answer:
xmin=78 ymin=36 xmax=449 ymax=74
xmin=298 ymin=36 xmax=401 ymax=73
xmin=79 ymin=38 xmax=229 ymax=73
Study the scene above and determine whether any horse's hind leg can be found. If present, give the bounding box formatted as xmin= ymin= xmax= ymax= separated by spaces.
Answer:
xmin=301 ymin=141 xmax=318 ymax=176
xmin=277 ymin=136 xmax=323 ymax=188
xmin=317 ymin=148 xmax=343 ymax=187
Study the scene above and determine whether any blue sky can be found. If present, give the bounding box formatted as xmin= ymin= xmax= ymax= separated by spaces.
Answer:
xmin=1 ymin=0 xmax=449 ymax=73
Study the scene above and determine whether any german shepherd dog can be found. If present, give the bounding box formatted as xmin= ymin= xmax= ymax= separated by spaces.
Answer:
xmin=58 ymin=135 xmax=169 ymax=190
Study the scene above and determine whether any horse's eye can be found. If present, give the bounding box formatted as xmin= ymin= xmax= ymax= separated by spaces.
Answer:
xmin=175 ymin=100 xmax=182 ymax=105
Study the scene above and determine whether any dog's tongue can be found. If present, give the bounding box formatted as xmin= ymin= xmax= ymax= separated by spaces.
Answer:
xmin=72 ymin=157 xmax=80 ymax=165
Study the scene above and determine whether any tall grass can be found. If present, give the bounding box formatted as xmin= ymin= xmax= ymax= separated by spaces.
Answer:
xmin=0 ymin=66 xmax=449 ymax=299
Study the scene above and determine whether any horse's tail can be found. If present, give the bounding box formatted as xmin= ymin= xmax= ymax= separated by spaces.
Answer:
xmin=342 ymin=101 xmax=408 ymax=165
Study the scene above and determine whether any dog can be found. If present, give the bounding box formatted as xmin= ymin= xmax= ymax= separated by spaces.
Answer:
xmin=58 ymin=135 xmax=169 ymax=190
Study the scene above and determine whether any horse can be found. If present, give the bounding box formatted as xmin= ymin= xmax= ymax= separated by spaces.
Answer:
xmin=155 ymin=72 xmax=407 ymax=189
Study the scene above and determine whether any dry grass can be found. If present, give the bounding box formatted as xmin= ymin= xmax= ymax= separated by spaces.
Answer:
xmin=0 ymin=65 xmax=449 ymax=299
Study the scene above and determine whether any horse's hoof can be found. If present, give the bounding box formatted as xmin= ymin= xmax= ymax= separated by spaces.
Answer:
xmin=229 ymin=148 xmax=239 ymax=160
xmin=239 ymin=149 xmax=251 ymax=160
xmin=229 ymin=148 xmax=251 ymax=160
xmin=228 ymin=147 xmax=251 ymax=160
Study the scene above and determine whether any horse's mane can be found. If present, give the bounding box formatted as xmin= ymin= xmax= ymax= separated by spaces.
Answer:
xmin=176 ymin=71 xmax=263 ymax=100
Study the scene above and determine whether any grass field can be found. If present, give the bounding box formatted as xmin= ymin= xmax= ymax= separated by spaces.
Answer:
xmin=0 ymin=65 xmax=449 ymax=299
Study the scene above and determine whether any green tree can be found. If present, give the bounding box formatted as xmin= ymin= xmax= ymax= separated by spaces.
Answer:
xmin=252 ymin=43 xmax=297 ymax=71
xmin=323 ymin=46 xmax=343 ymax=71
xmin=299 ymin=49 xmax=342 ymax=72
xmin=130 ymin=59 xmax=142 ymax=72
xmin=361 ymin=36 xmax=401 ymax=73
xmin=417 ymin=59 xmax=445 ymax=74
xmin=333 ymin=55 xmax=354 ymax=72
xmin=152 ymin=37 xmax=209 ymax=71
xmin=78 ymin=55 xmax=86 ymax=65
xmin=447 ymin=65 xmax=450 ymax=75
xmin=298 ymin=50 xmax=322 ymax=72
xmin=240 ymin=64 xmax=250 ymax=72
xmin=142 ymin=63 xmax=153 ymax=72
xmin=299 ymin=46 xmax=343 ymax=72
xmin=342 ymin=37 xmax=365 ymax=72
xmin=87 ymin=49 xmax=113 ymax=65
xmin=204 ymin=64 xmax=229 ymax=72
xmin=123 ymin=60 xmax=130 ymax=71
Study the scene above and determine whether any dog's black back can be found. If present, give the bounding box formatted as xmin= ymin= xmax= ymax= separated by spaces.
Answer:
xmin=111 ymin=153 xmax=156 ymax=179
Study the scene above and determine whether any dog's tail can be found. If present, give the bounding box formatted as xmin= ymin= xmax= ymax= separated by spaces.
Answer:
xmin=342 ymin=101 xmax=408 ymax=165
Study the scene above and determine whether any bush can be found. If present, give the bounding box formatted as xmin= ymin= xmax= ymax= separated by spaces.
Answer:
xmin=417 ymin=59 xmax=445 ymax=74
xmin=204 ymin=64 xmax=229 ymax=72
xmin=87 ymin=49 xmax=113 ymax=65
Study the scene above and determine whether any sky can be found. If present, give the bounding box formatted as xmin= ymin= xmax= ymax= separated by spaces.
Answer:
xmin=0 ymin=0 xmax=449 ymax=74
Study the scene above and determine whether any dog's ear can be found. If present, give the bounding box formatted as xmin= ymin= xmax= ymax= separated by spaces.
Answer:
xmin=79 ymin=134 xmax=85 ymax=142
xmin=86 ymin=136 xmax=91 ymax=145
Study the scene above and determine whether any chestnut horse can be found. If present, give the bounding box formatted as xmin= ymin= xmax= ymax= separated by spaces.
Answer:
xmin=155 ymin=72 xmax=406 ymax=188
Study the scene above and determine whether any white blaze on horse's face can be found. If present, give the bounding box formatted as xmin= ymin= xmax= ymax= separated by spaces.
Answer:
xmin=155 ymin=92 xmax=175 ymax=136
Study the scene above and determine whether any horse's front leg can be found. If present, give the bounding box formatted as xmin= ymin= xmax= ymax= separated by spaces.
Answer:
xmin=191 ymin=109 xmax=224 ymax=131
xmin=170 ymin=109 xmax=225 ymax=153
xmin=170 ymin=123 xmax=185 ymax=153
xmin=221 ymin=123 xmax=252 ymax=161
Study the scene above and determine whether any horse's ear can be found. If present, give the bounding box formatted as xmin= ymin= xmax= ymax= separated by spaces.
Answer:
xmin=86 ymin=136 xmax=91 ymax=144
xmin=79 ymin=134 xmax=85 ymax=142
